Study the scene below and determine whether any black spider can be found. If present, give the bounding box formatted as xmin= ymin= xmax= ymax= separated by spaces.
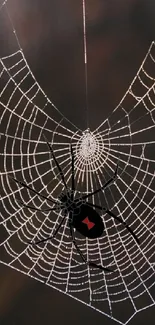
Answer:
xmin=12 ymin=135 xmax=140 ymax=272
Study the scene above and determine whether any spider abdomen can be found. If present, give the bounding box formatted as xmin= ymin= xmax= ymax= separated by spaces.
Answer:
xmin=72 ymin=204 xmax=104 ymax=239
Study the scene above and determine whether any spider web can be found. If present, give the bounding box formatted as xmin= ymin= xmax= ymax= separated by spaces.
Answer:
xmin=0 ymin=2 xmax=155 ymax=324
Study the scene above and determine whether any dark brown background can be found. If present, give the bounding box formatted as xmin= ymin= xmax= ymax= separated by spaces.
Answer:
xmin=0 ymin=0 xmax=155 ymax=324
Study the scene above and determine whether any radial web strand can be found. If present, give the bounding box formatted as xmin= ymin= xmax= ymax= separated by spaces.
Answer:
xmin=0 ymin=2 xmax=155 ymax=325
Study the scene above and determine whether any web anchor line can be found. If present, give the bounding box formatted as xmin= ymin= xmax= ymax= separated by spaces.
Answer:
xmin=82 ymin=0 xmax=89 ymax=129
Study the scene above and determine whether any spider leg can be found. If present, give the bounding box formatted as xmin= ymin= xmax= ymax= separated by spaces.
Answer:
xmin=77 ymin=163 xmax=118 ymax=202
xmin=17 ymin=199 xmax=58 ymax=212
xmin=87 ymin=202 xmax=140 ymax=245
xmin=28 ymin=214 xmax=67 ymax=245
xmin=69 ymin=217 xmax=113 ymax=272
xmin=10 ymin=176 xmax=57 ymax=205
xmin=70 ymin=144 xmax=75 ymax=200
xmin=43 ymin=134 xmax=68 ymax=190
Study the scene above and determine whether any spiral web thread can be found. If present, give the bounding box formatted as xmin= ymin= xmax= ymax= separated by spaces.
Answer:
xmin=0 ymin=2 xmax=155 ymax=324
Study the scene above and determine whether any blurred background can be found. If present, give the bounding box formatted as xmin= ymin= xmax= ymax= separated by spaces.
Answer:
xmin=0 ymin=0 xmax=155 ymax=324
